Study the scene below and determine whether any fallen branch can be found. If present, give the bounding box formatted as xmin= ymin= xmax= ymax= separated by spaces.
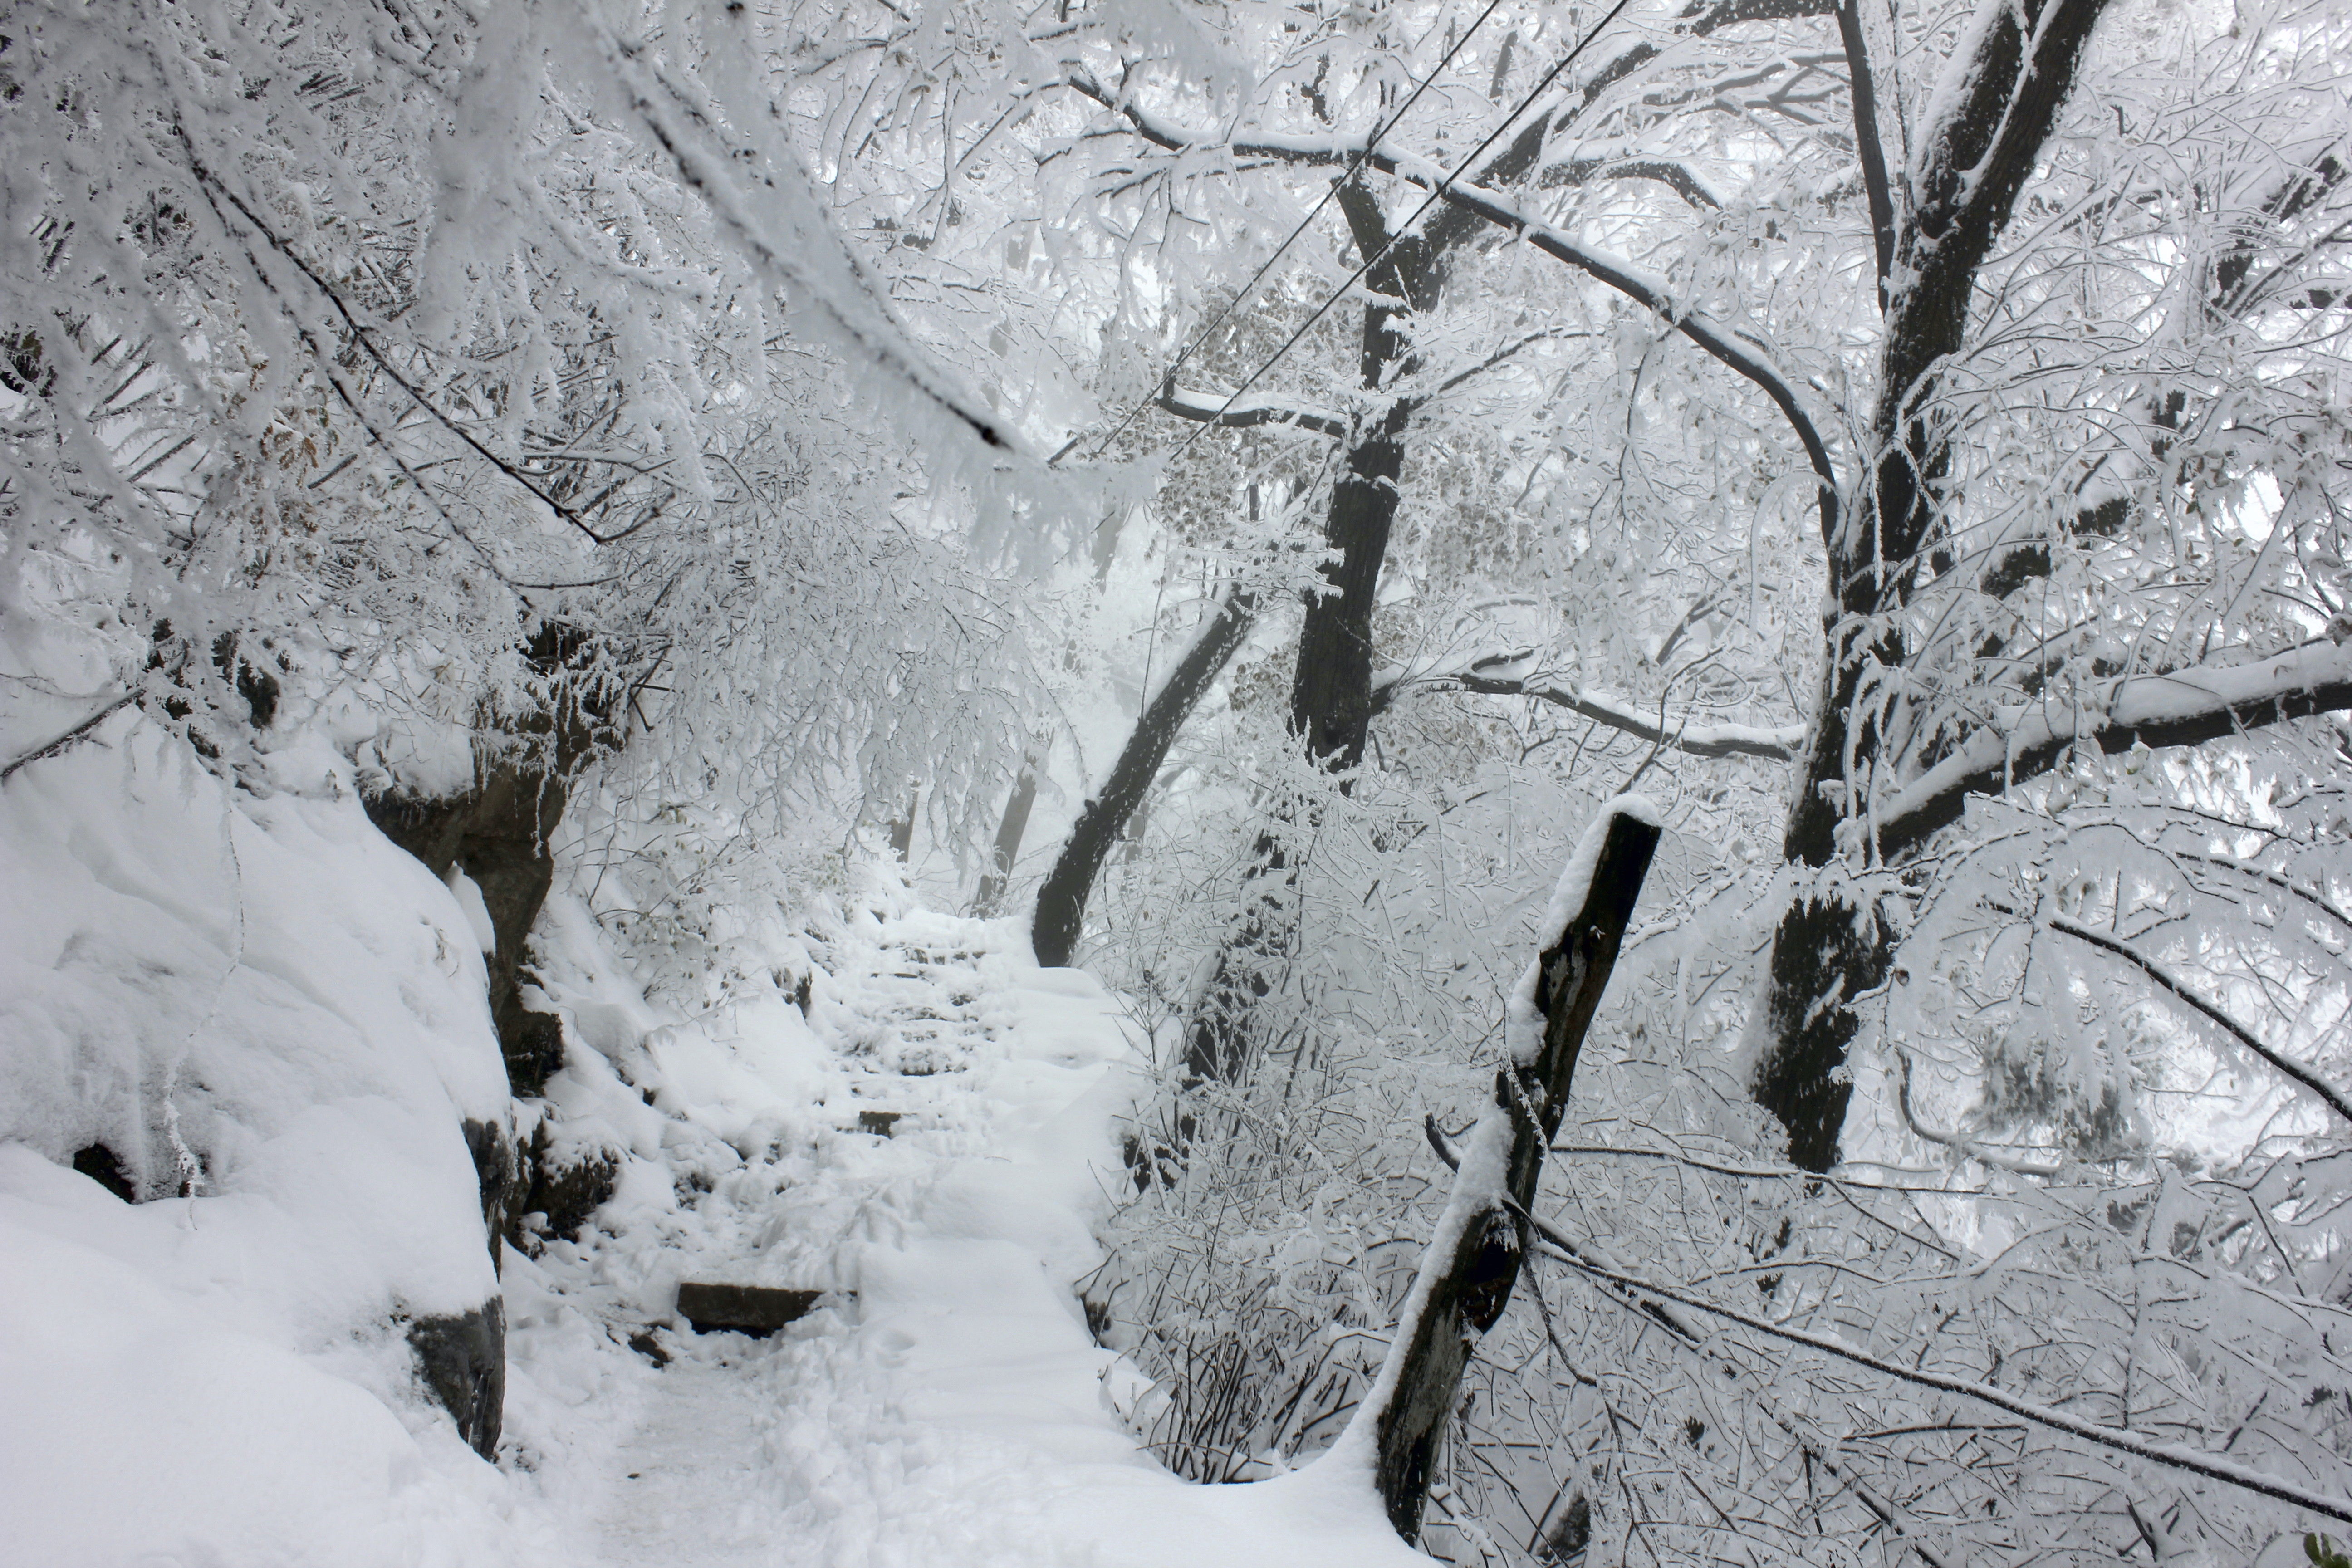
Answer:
xmin=2 ymin=692 xmax=138 ymax=784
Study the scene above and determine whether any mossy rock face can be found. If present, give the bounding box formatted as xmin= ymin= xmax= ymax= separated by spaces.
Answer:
xmin=407 ymin=1299 xmax=505 ymax=1460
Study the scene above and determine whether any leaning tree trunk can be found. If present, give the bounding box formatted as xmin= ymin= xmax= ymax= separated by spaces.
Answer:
xmin=1030 ymin=587 xmax=1255 ymax=966
xmin=1348 ymin=802 xmax=1661 ymax=1541
xmin=1750 ymin=0 xmax=2117 ymax=1168
xmin=974 ymin=742 xmax=1046 ymax=919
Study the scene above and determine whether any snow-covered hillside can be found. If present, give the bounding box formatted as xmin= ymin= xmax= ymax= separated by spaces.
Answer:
xmin=0 ymin=715 xmax=1428 ymax=1567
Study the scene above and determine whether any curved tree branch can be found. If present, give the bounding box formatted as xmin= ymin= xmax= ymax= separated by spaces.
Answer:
xmin=1866 ymin=637 xmax=2352 ymax=860
xmin=1157 ymin=380 xmax=1349 ymax=437
xmin=2007 ymin=903 xmax=2352 ymax=1127
xmin=1057 ymin=72 xmax=1843 ymax=543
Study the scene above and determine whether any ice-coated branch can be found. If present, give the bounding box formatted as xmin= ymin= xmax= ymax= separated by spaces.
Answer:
xmin=1834 ymin=0 xmax=1896 ymax=307
xmin=1529 ymin=1220 xmax=2352 ymax=1523
xmin=1862 ymin=637 xmax=2352 ymax=860
xmin=178 ymin=149 xmax=629 ymax=548
xmin=1056 ymin=77 xmax=1842 ymax=542
xmin=1893 ymin=1052 xmax=2065 ymax=1177
xmin=1384 ymin=164 xmax=1839 ymax=541
xmin=0 ymin=693 xmax=138 ymax=785
xmin=1155 ymin=382 xmax=1348 ymax=437
xmin=1373 ymin=650 xmax=1807 ymax=762
xmin=2005 ymin=906 xmax=2352 ymax=1127
xmin=593 ymin=24 xmax=1014 ymax=459
xmin=1428 ymin=1135 xmax=1970 ymax=1568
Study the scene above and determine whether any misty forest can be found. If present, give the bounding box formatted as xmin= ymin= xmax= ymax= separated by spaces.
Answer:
xmin=4 ymin=0 xmax=2352 ymax=1563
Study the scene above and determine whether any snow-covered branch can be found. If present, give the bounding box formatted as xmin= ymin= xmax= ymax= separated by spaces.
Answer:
xmin=1530 ymin=1222 xmax=2352 ymax=1521
xmin=2001 ymin=904 xmax=2352 ymax=1127
xmin=1057 ymin=77 xmax=1842 ymax=541
xmin=1156 ymin=382 xmax=1348 ymax=438
xmin=1863 ymin=637 xmax=2352 ymax=859
xmin=1375 ymin=651 xmax=1807 ymax=762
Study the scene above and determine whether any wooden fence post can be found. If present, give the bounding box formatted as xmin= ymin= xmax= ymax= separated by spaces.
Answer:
xmin=1361 ymin=799 xmax=1661 ymax=1541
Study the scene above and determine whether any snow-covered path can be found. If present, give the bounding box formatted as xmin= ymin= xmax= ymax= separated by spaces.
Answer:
xmin=523 ymin=904 xmax=1429 ymax=1568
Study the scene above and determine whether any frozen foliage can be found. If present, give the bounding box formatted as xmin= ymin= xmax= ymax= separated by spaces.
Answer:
xmin=8 ymin=0 xmax=2352 ymax=1561
xmin=0 ymin=0 xmax=1072 ymax=850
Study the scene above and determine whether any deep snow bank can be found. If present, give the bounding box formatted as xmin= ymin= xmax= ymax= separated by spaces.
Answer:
xmin=0 ymin=716 xmax=549 ymax=1566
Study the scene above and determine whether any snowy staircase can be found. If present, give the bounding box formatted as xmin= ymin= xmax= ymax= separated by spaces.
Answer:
xmin=505 ymin=898 xmax=1428 ymax=1568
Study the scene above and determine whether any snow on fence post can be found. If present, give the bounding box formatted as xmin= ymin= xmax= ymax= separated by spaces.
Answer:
xmin=1353 ymin=797 xmax=1661 ymax=1542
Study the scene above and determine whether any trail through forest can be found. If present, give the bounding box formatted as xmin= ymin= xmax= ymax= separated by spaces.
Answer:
xmin=529 ymin=907 xmax=1424 ymax=1568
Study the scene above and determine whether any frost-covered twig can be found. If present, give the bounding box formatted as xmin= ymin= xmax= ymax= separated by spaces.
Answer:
xmin=1373 ymin=650 xmax=1807 ymax=762
xmin=1526 ymin=1220 xmax=2352 ymax=1523
xmin=1893 ymin=1052 xmax=2067 ymax=1177
xmin=2010 ymin=905 xmax=2352 ymax=1127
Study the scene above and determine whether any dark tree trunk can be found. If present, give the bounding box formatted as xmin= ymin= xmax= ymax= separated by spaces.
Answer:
xmin=886 ymin=786 xmax=919 ymax=862
xmin=1751 ymin=0 xmax=2118 ymax=1168
xmin=1173 ymin=182 xmax=1439 ymax=1085
xmin=1031 ymin=588 xmax=1256 ymax=966
xmin=1369 ymin=807 xmax=1661 ymax=1540
xmin=1289 ymin=401 xmax=1410 ymax=774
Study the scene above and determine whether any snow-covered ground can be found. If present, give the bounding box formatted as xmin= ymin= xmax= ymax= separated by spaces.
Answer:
xmin=1 ymin=713 xmax=1427 ymax=1568
xmin=514 ymin=899 xmax=1430 ymax=1568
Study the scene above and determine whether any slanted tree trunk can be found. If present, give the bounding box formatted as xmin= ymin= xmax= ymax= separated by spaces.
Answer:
xmin=1353 ymin=803 xmax=1661 ymax=1541
xmin=974 ymin=744 xmax=1045 ymax=918
xmin=885 ymin=785 xmax=919 ymax=862
xmin=1751 ymin=0 xmax=2119 ymax=1168
xmin=1032 ymin=587 xmax=1254 ymax=965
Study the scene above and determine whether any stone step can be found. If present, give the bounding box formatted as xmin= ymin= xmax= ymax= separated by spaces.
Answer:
xmin=673 ymin=1282 xmax=845 ymax=1338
